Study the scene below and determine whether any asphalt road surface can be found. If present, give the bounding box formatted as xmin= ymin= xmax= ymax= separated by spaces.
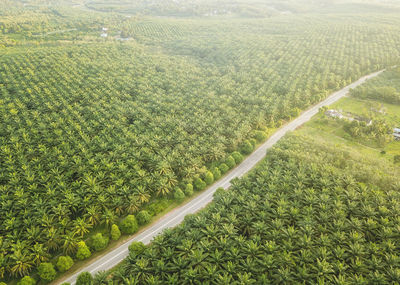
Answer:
xmin=60 ymin=70 xmax=383 ymax=285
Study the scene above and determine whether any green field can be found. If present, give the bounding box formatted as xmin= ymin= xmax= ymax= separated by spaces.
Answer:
xmin=297 ymin=68 xmax=400 ymax=164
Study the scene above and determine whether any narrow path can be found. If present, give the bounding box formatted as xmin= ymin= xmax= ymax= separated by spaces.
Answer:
xmin=60 ymin=70 xmax=384 ymax=285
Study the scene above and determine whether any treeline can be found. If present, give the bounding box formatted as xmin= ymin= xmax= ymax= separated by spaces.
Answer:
xmin=350 ymin=68 xmax=400 ymax=104
xmin=112 ymin=135 xmax=400 ymax=284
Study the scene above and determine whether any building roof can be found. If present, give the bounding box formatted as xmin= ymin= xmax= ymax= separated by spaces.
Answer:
xmin=394 ymin=128 xmax=400 ymax=133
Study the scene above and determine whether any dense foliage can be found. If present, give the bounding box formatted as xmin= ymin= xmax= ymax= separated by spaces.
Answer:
xmin=350 ymin=67 xmax=400 ymax=104
xmin=1 ymin=0 xmax=400 ymax=283
xmin=115 ymin=135 xmax=400 ymax=284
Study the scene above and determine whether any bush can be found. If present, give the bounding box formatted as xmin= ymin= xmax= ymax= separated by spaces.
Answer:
xmin=61 ymin=283 xmax=71 ymax=285
xmin=219 ymin=163 xmax=229 ymax=174
xmin=120 ymin=215 xmax=139 ymax=234
xmin=76 ymin=272 xmax=93 ymax=285
xmin=240 ymin=140 xmax=254 ymax=155
xmin=204 ymin=171 xmax=214 ymax=185
xmin=56 ymin=256 xmax=74 ymax=272
xmin=38 ymin=262 xmax=56 ymax=282
xmin=185 ymin=184 xmax=194 ymax=196
xmin=147 ymin=200 xmax=169 ymax=216
xmin=128 ymin=241 xmax=146 ymax=256
xmin=249 ymin=138 xmax=257 ymax=148
xmin=137 ymin=210 xmax=152 ymax=225
xmin=17 ymin=276 xmax=36 ymax=285
xmin=194 ymin=178 xmax=207 ymax=191
xmin=394 ymin=155 xmax=400 ymax=164
xmin=253 ymin=130 xmax=268 ymax=142
xmin=225 ymin=156 xmax=236 ymax=169
xmin=231 ymin=151 xmax=244 ymax=164
xmin=174 ymin=187 xmax=185 ymax=202
xmin=110 ymin=224 xmax=121 ymax=240
xmin=91 ymin=233 xmax=109 ymax=251
xmin=76 ymin=241 xmax=91 ymax=260
xmin=211 ymin=167 xmax=221 ymax=180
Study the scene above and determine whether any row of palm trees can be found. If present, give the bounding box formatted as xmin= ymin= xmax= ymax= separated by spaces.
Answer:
xmin=113 ymin=135 xmax=400 ymax=284
xmin=1 ymin=10 xmax=400 ymax=281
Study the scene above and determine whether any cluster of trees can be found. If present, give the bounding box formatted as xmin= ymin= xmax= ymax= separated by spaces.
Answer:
xmin=1 ymin=2 xmax=400 ymax=283
xmin=350 ymin=67 xmax=400 ymax=104
xmin=112 ymin=135 xmax=400 ymax=284
xmin=343 ymin=119 xmax=393 ymax=146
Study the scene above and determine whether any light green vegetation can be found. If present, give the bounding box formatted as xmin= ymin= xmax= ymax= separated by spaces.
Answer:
xmin=297 ymin=68 xmax=400 ymax=163
xmin=1 ymin=0 xmax=400 ymax=283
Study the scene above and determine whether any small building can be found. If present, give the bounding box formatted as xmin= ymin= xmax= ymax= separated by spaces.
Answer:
xmin=102 ymin=27 xmax=108 ymax=32
xmin=325 ymin=109 xmax=344 ymax=119
xmin=394 ymin=128 xmax=400 ymax=140
xmin=100 ymin=33 xmax=108 ymax=38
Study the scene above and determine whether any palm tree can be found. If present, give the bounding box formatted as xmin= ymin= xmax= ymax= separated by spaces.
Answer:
xmin=45 ymin=227 xmax=61 ymax=252
xmin=85 ymin=205 xmax=100 ymax=226
xmin=101 ymin=209 xmax=116 ymax=229
xmin=9 ymin=250 xmax=33 ymax=277
xmin=73 ymin=217 xmax=92 ymax=237
xmin=30 ymin=243 xmax=49 ymax=266
xmin=61 ymin=232 xmax=79 ymax=256
xmin=135 ymin=185 xmax=150 ymax=204
xmin=93 ymin=270 xmax=109 ymax=285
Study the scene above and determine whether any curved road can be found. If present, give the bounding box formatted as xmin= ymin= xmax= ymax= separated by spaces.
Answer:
xmin=60 ymin=70 xmax=383 ymax=285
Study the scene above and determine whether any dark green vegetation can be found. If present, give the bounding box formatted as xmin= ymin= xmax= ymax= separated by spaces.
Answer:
xmin=1 ymin=0 xmax=400 ymax=283
xmin=113 ymin=134 xmax=400 ymax=284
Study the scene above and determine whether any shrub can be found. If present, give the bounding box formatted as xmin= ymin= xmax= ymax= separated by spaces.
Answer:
xmin=120 ymin=215 xmax=139 ymax=234
xmin=240 ymin=140 xmax=254 ymax=155
xmin=56 ymin=255 xmax=74 ymax=272
xmin=128 ymin=241 xmax=146 ymax=256
xmin=249 ymin=138 xmax=257 ymax=147
xmin=194 ymin=178 xmax=207 ymax=191
xmin=110 ymin=224 xmax=121 ymax=241
xmin=204 ymin=171 xmax=214 ymax=185
xmin=38 ymin=262 xmax=56 ymax=282
xmin=211 ymin=167 xmax=221 ymax=180
xmin=137 ymin=210 xmax=152 ymax=225
xmin=184 ymin=184 xmax=194 ymax=196
xmin=219 ymin=163 xmax=229 ymax=174
xmin=61 ymin=283 xmax=71 ymax=285
xmin=17 ymin=276 xmax=36 ymax=285
xmin=174 ymin=187 xmax=185 ymax=202
xmin=231 ymin=151 xmax=244 ymax=164
xmin=76 ymin=241 xmax=91 ymax=260
xmin=76 ymin=272 xmax=93 ymax=285
xmin=91 ymin=233 xmax=109 ymax=251
xmin=253 ymin=130 xmax=268 ymax=142
xmin=225 ymin=156 xmax=236 ymax=169
xmin=394 ymin=155 xmax=400 ymax=164
xmin=147 ymin=200 xmax=169 ymax=216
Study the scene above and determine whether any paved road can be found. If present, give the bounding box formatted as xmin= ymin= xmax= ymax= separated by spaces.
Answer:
xmin=60 ymin=70 xmax=383 ymax=285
